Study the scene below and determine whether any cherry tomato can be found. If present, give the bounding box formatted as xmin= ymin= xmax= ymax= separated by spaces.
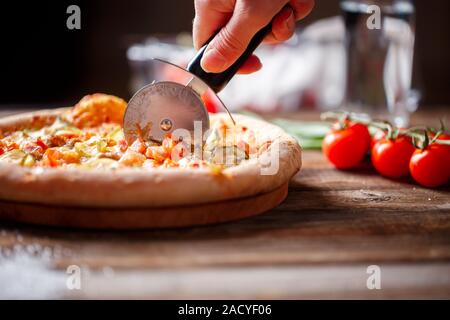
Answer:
xmin=422 ymin=132 xmax=450 ymax=171
xmin=371 ymin=129 xmax=386 ymax=149
xmin=431 ymin=132 xmax=450 ymax=140
xmin=322 ymin=122 xmax=371 ymax=169
xmin=371 ymin=136 xmax=415 ymax=178
xmin=410 ymin=143 xmax=450 ymax=187
xmin=433 ymin=133 xmax=450 ymax=156
xmin=371 ymin=128 xmax=411 ymax=149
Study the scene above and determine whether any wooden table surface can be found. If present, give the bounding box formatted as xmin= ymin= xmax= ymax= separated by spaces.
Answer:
xmin=0 ymin=108 xmax=449 ymax=299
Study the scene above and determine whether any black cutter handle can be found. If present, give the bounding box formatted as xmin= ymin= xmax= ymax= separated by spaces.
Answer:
xmin=187 ymin=6 xmax=291 ymax=93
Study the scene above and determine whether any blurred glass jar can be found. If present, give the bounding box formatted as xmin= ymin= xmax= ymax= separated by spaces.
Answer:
xmin=341 ymin=0 xmax=418 ymax=127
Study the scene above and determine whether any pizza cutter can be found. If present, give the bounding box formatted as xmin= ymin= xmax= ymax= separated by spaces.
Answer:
xmin=124 ymin=6 xmax=290 ymax=144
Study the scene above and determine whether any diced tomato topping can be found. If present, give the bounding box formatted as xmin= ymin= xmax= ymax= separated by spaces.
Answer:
xmin=118 ymin=139 xmax=128 ymax=153
xmin=23 ymin=143 xmax=45 ymax=158
xmin=36 ymin=138 xmax=48 ymax=151
xmin=42 ymin=148 xmax=80 ymax=167
xmin=49 ymin=135 xmax=69 ymax=147
xmin=6 ymin=142 xmax=19 ymax=151
xmin=43 ymin=149 xmax=59 ymax=167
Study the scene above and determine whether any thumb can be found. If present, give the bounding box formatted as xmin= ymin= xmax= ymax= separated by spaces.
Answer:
xmin=200 ymin=9 xmax=274 ymax=73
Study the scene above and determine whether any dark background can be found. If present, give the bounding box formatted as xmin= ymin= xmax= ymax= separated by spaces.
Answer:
xmin=0 ymin=0 xmax=449 ymax=107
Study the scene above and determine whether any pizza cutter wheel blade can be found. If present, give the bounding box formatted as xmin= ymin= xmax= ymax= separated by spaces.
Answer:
xmin=124 ymin=5 xmax=290 ymax=144
xmin=124 ymin=76 xmax=211 ymax=144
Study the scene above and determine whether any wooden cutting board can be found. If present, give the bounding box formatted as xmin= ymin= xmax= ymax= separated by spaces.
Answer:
xmin=0 ymin=183 xmax=288 ymax=230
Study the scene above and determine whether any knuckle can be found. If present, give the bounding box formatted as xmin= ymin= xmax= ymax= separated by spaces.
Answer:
xmin=215 ymin=27 xmax=247 ymax=58
xmin=238 ymin=7 xmax=269 ymax=25
xmin=238 ymin=0 xmax=275 ymax=24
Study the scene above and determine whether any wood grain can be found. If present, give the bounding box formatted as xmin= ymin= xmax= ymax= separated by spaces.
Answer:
xmin=0 ymin=108 xmax=449 ymax=299
xmin=0 ymin=183 xmax=288 ymax=229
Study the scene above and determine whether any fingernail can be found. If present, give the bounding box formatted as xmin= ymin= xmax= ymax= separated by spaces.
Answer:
xmin=284 ymin=9 xmax=295 ymax=30
xmin=201 ymin=47 xmax=227 ymax=73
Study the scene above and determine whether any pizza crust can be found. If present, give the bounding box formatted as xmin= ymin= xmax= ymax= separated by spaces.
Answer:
xmin=0 ymin=109 xmax=302 ymax=208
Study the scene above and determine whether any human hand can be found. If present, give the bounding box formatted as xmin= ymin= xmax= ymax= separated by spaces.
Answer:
xmin=193 ymin=0 xmax=315 ymax=74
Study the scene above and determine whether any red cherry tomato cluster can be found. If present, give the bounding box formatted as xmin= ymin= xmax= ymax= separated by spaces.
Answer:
xmin=322 ymin=121 xmax=371 ymax=169
xmin=321 ymin=113 xmax=450 ymax=188
xmin=409 ymin=132 xmax=450 ymax=187
xmin=371 ymin=135 xmax=416 ymax=178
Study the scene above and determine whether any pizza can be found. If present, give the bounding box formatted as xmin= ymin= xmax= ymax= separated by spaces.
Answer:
xmin=0 ymin=94 xmax=301 ymax=208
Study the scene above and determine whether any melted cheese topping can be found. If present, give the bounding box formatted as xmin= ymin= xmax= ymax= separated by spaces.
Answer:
xmin=0 ymin=94 xmax=254 ymax=171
